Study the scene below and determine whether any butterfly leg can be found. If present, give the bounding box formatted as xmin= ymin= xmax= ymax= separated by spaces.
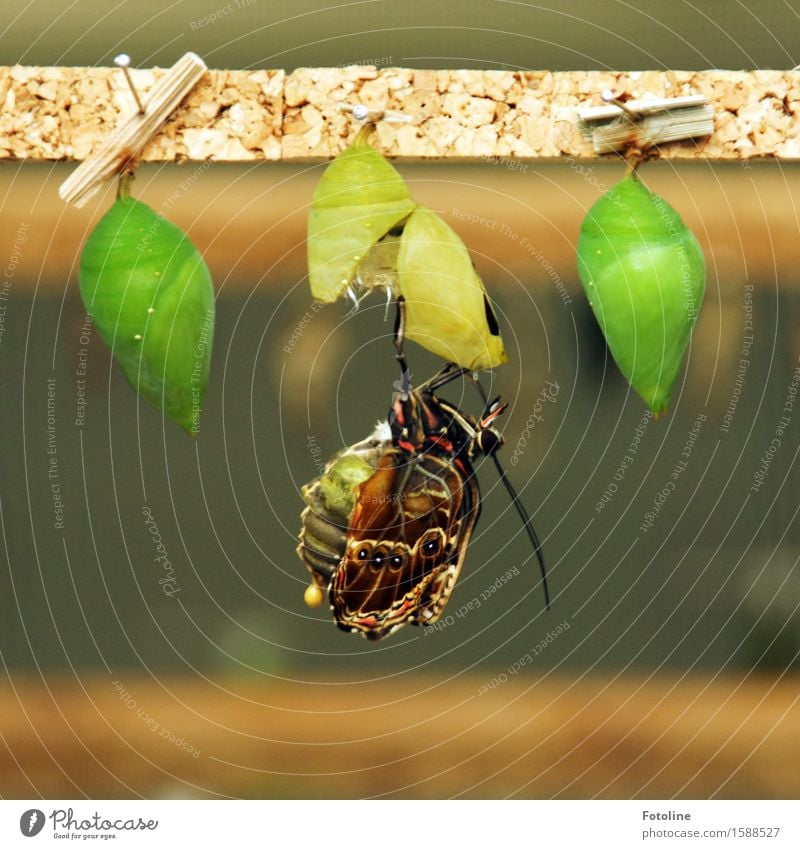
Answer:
xmin=393 ymin=296 xmax=411 ymax=395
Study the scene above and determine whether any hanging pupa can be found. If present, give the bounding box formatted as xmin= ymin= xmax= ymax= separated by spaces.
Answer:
xmin=79 ymin=177 xmax=215 ymax=433
xmin=576 ymin=168 xmax=705 ymax=415
xmin=307 ymin=125 xmax=416 ymax=303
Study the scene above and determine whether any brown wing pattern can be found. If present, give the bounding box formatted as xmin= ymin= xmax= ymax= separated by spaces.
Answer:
xmin=330 ymin=446 xmax=480 ymax=640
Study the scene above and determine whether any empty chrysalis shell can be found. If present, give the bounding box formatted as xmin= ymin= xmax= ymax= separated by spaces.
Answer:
xmin=577 ymin=170 xmax=705 ymax=415
xmin=307 ymin=126 xmax=508 ymax=371
xmin=79 ymin=185 xmax=215 ymax=433
xmin=398 ymin=207 xmax=508 ymax=371
xmin=308 ymin=125 xmax=416 ymax=302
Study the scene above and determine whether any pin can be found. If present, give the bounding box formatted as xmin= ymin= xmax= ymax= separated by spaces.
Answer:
xmin=600 ymin=89 xmax=641 ymax=119
xmin=114 ymin=53 xmax=145 ymax=115
xmin=337 ymin=102 xmax=413 ymax=125
xmin=578 ymin=90 xmax=713 ymax=154
xmin=59 ymin=52 xmax=208 ymax=208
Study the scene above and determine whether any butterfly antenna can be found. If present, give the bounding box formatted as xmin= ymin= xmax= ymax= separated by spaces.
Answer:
xmin=471 ymin=373 xmax=550 ymax=609
xmin=491 ymin=453 xmax=549 ymax=609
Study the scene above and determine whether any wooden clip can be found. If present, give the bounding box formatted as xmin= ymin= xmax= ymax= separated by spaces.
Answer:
xmin=59 ymin=52 xmax=208 ymax=208
xmin=578 ymin=91 xmax=713 ymax=154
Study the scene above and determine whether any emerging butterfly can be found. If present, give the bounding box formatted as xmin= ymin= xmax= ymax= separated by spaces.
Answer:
xmin=297 ymin=304 xmax=549 ymax=640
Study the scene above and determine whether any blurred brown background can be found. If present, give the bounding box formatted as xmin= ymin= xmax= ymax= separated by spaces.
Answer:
xmin=0 ymin=0 xmax=798 ymax=799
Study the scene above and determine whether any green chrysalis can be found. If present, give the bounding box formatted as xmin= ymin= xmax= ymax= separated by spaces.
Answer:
xmin=577 ymin=170 xmax=705 ymax=415
xmin=397 ymin=207 xmax=507 ymax=370
xmin=79 ymin=181 xmax=215 ymax=433
xmin=308 ymin=125 xmax=416 ymax=303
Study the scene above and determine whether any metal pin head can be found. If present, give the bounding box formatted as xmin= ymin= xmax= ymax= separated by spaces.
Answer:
xmin=601 ymin=89 xmax=640 ymax=118
xmin=114 ymin=52 xmax=145 ymax=115
xmin=337 ymin=102 xmax=413 ymax=125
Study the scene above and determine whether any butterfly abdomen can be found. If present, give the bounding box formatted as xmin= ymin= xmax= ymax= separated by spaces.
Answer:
xmin=298 ymin=483 xmax=348 ymax=578
xmin=297 ymin=424 xmax=390 ymax=585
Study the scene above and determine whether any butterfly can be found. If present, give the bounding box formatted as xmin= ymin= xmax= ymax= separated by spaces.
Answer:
xmin=298 ymin=361 xmax=548 ymax=640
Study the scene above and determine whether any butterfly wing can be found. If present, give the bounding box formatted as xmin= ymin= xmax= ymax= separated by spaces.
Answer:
xmin=330 ymin=447 xmax=480 ymax=640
